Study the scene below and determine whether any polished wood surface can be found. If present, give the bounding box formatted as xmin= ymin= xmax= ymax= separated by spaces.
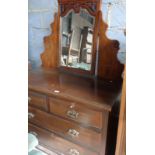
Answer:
xmin=29 ymin=106 xmax=102 ymax=150
xmin=28 ymin=68 xmax=122 ymax=155
xmin=29 ymin=91 xmax=48 ymax=111
xmin=40 ymin=0 xmax=124 ymax=80
xmin=115 ymin=68 xmax=126 ymax=155
xmin=97 ymin=11 xmax=124 ymax=80
xmin=41 ymin=13 xmax=60 ymax=68
xmin=29 ymin=123 xmax=98 ymax=155
xmin=28 ymin=68 xmax=121 ymax=155
xmin=30 ymin=1 xmax=124 ymax=154
xmin=49 ymin=96 xmax=103 ymax=129
xmin=29 ymin=68 xmax=122 ymax=112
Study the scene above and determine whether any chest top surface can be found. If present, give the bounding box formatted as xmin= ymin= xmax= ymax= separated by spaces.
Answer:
xmin=29 ymin=68 xmax=122 ymax=112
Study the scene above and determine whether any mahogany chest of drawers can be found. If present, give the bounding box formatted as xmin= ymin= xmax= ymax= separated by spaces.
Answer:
xmin=28 ymin=69 xmax=121 ymax=155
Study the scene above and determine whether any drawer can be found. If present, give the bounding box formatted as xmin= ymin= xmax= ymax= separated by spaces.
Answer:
xmin=29 ymin=123 xmax=98 ymax=155
xmin=28 ymin=106 xmax=102 ymax=150
xmin=49 ymin=97 xmax=103 ymax=129
xmin=28 ymin=91 xmax=48 ymax=111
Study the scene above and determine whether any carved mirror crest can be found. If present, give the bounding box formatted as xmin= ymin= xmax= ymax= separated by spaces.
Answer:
xmin=59 ymin=0 xmax=99 ymax=16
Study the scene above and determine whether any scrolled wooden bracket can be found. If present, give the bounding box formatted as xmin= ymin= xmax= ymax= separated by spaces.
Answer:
xmin=40 ymin=13 xmax=60 ymax=68
xmin=97 ymin=11 xmax=124 ymax=81
xmin=40 ymin=4 xmax=124 ymax=81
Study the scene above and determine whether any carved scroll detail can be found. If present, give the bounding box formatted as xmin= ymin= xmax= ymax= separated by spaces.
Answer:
xmin=40 ymin=7 xmax=124 ymax=81
xmin=97 ymin=11 xmax=124 ymax=81
xmin=58 ymin=0 xmax=99 ymax=16
xmin=41 ymin=13 xmax=60 ymax=68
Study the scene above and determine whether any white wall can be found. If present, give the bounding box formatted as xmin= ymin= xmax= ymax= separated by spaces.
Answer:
xmin=28 ymin=0 xmax=126 ymax=67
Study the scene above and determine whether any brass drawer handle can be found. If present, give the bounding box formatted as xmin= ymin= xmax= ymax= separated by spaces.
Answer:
xmin=68 ymin=149 xmax=80 ymax=155
xmin=67 ymin=110 xmax=79 ymax=119
xmin=29 ymin=131 xmax=38 ymax=137
xmin=67 ymin=129 xmax=79 ymax=138
xmin=28 ymin=112 xmax=35 ymax=119
xmin=28 ymin=97 xmax=31 ymax=103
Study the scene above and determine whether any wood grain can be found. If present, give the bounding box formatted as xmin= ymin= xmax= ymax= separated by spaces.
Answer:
xmin=29 ymin=91 xmax=48 ymax=111
xmin=28 ymin=68 xmax=122 ymax=112
xmin=115 ymin=67 xmax=126 ymax=155
xmin=29 ymin=106 xmax=102 ymax=151
xmin=29 ymin=123 xmax=98 ymax=155
xmin=28 ymin=68 xmax=122 ymax=155
xmin=41 ymin=13 xmax=60 ymax=68
xmin=97 ymin=11 xmax=124 ymax=81
xmin=40 ymin=1 xmax=123 ymax=81
xmin=29 ymin=1 xmax=125 ymax=154
xmin=49 ymin=96 xmax=103 ymax=129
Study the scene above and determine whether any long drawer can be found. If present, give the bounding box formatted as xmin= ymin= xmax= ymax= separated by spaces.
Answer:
xmin=28 ymin=91 xmax=48 ymax=111
xmin=28 ymin=106 xmax=102 ymax=150
xmin=49 ymin=97 xmax=103 ymax=129
xmin=29 ymin=123 xmax=98 ymax=155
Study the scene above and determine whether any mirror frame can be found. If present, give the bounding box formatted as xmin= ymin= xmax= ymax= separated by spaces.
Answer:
xmin=41 ymin=0 xmax=124 ymax=81
xmin=58 ymin=0 xmax=102 ymax=76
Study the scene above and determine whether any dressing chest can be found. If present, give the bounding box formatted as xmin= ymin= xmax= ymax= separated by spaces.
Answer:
xmin=28 ymin=0 xmax=124 ymax=155
xmin=29 ymin=69 xmax=122 ymax=155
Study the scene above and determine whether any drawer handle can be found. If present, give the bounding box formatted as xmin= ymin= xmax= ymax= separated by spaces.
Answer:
xmin=28 ymin=112 xmax=35 ymax=119
xmin=67 ymin=110 xmax=79 ymax=119
xmin=68 ymin=149 xmax=80 ymax=155
xmin=28 ymin=97 xmax=31 ymax=103
xmin=29 ymin=131 xmax=38 ymax=137
xmin=67 ymin=129 xmax=79 ymax=138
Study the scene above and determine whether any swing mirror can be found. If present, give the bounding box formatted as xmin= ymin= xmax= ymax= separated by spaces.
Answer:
xmin=60 ymin=9 xmax=95 ymax=71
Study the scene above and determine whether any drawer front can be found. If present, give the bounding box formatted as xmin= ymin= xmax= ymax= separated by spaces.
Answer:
xmin=29 ymin=123 xmax=98 ymax=155
xmin=28 ymin=106 xmax=102 ymax=150
xmin=49 ymin=97 xmax=103 ymax=129
xmin=28 ymin=91 xmax=48 ymax=111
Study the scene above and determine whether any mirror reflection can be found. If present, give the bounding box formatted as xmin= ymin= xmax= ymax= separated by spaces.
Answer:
xmin=60 ymin=9 xmax=95 ymax=71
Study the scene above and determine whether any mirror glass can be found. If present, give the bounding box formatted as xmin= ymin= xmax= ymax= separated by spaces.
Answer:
xmin=60 ymin=9 xmax=95 ymax=71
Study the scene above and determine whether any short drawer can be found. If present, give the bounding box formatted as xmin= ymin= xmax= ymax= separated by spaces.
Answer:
xmin=28 ymin=106 xmax=102 ymax=150
xmin=49 ymin=97 xmax=103 ymax=129
xmin=29 ymin=123 xmax=98 ymax=155
xmin=28 ymin=91 xmax=48 ymax=111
